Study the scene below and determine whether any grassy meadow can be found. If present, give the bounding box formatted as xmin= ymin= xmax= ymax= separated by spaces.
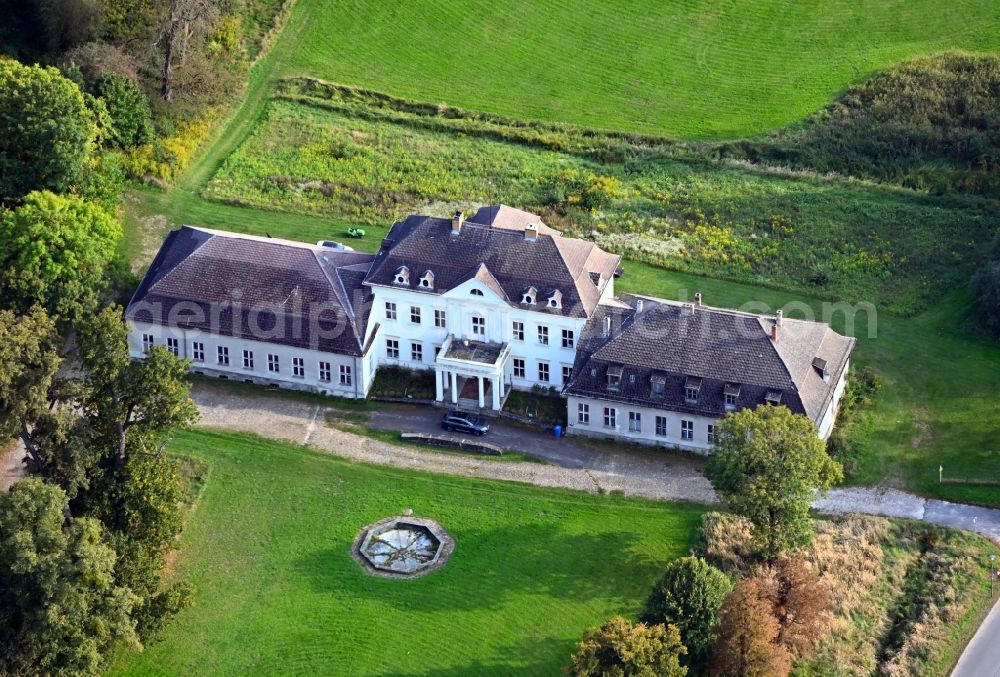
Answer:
xmin=271 ymin=0 xmax=1000 ymax=138
xmin=109 ymin=429 xmax=703 ymax=676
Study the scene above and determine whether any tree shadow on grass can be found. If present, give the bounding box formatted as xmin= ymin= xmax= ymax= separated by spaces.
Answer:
xmin=371 ymin=636 xmax=572 ymax=676
xmin=294 ymin=519 xmax=673 ymax=614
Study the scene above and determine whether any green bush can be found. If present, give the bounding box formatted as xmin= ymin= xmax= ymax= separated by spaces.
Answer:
xmin=643 ymin=556 xmax=732 ymax=664
xmin=93 ymin=72 xmax=154 ymax=149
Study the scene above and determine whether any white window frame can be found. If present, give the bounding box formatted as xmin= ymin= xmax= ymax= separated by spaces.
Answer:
xmin=217 ymin=345 xmax=229 ymax=366
xmin=628 ymin=411 xmax=641 ymax=432
xmin=293 ymin=357 xmax=305 ymax=378
xmin=166 ymin=337 xmax=179 ymax=356
xmin=339 ymin=364 xmax=352 ymax=386
xmin=707 ymin=424 xmax=716 ymax=445
xmin=537 ymin=325 xmax=549 ymax=345
xmin=319 ymin=361 xmax=332 ymax=382
xmin=411 ymin=342 xmax=423 ymax=362
xmin=603 ymin=407 xmax=617 ymax=429
xmin=655 ymin=416 xmax=667 ymax=437
xmin=410 ymin=306 xmax=421 ymax=324
xmin=268 ymin=353 xmax=280 ymax=373
xmin=561 ymin=365 xmax=572 ymax=383
xmin=561 ymin=329 xmax=574 ymax=348
xmin=386 ymin=338 xmax=399 ymax=359
xmin=512 ymin=321 xmax=524 ymax=341
xmin=513 ymin=358 xmax=525 ymax=379
xmin=191 ymin=341 xmax=205 ymax=362
xmin=681 ymin=419 xmax=694 ymax=440
xmin=538 ymin=361 xmax=550 ymax=382
xmin=434 ymin=309 xmax=447 ymax=328
xmin=385 ymin=301 xmax=397 ymax=321
xmin=142 ymin=333 xmax=154 ymax=353
xmin=472 ymin=315 xmax=486 ymax=336
xmin=243 ymin=349 xmax=254 ymax=369
xmin=577 ymin=403 xmax=590 ymax=424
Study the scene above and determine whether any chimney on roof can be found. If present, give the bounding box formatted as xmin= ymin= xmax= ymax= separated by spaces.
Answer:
xmin=636 ymin=299 xmax=644 ymax=313
xmin=451 ymin=210 xmax=464 ymax=236
xmin=603 ymin=315 xmax=612 ymax=337
xmin=694 ymin=292 xmax=702 ymax=307
xmin=524 ymin=222 xmax=539 ymax=242
xmin=776 ymin=309 xmax=783 ymax=326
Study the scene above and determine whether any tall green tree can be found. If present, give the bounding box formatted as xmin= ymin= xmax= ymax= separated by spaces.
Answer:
xmin=0 ymin=59 xmax=97 ymax=199
xmin=0 ymin=190 xmax=122 ymax=322
xmin=0 ymin=478 xmax=140 ymax=676
xmin=643 ymin=556 xmax=732 ymax=664
xmin=569 ymin=616 xmax=688 ymax=677
xmin=0 ymin=307 xmax=61 ymax=452
xmin=707 ymin=406 xmax=843 ymax=559
xmin=93 ymin=72 xmax=153 ymax=149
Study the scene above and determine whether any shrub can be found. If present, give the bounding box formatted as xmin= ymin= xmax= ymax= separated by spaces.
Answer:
xmin=93 ymin=72 xmax=154 ymax=149
xmin=643 ymin=556 xmax=732 ymax=664
xmin=568 ymin=616 xmax=688 ymax=676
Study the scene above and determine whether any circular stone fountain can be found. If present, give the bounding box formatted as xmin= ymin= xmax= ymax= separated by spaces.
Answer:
xmin=352 ymin=515 xmax=454 ymax=578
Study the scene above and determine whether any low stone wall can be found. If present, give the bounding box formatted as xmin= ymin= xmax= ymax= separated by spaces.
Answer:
xmin=400 ymin=432 xmax=505 ymax=456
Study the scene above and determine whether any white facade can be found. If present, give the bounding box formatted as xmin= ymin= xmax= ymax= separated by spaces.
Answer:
xmin=366 ymin=274 xmax=613 ymax=399
xmin=565 ymin=394 xmax=719 ymax=454
xmin=817 ymin=359 xmax=850 ymax=440
xmin=127 ymin=319 xmax=376 ymax=398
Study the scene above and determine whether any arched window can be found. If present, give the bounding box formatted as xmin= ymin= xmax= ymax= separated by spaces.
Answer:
xmin=470 ymin=289 xmax=484 ymax=297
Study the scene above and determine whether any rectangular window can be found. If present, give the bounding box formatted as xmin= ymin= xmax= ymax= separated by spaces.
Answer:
xmin=385 ymin=302 xmax=397 ymax=321
xmin=191 ymin=341 xmax=204 ymax=362
xmin=725 ymin=393 xmax=738 ymax=409
xmin=293 ymin=357 xmax=305 ymax=378
xmin=628 ymin=411 xmax=642 ymax=432
xmin=603 ymin=407 xmax=617 ymax=429
xmin=268 ymin=353 xmax=279 ymax=373
xmin=707 ymin=424 xmax=716 ymax=444
xmin=513 ymin=358 xmax=526 ymax=379
xmin=472 ymin=315 xmax=486 ymax=336
xmin=512 ymin=321 xmax=524 ymax=341
xmin=561 ymin=329 xmax=574 ymax=349
xmin=578 ymin=403 xmax=590 ymax=424
xmin=538 ymin=362 xmax=550 ymax=382
xmin=142 ymin=333 xmax=154 ymax=353
xmin=681 ymin=419 xmax=694 ymax=440
xmin=386 ymin=338 xmax=399 ymax=359
xmin=562 ymin=365 xmax=573 ymax=383
xmin=339 ymin=364 xmax=352 ymax=386
xmin=217 ymin=346 xmax=229 ymax=366
xmin=411 ymin=342 xmax=423 ymax=362
xmin=652 ymin=381 xmax=665 ymax=397
xmin=434 ymin=309 xmax=447 ymax=328
xmin=537 ymin=325 xmax=549 ymax=345
xmin=410 ymin=306 xmax=421 ymax=324
xmin=685 ymin=387 xmax=699 ymax=403
xmin=318 ymin=361 xmax=331 ymax=382
xmin=656 ymin=416 xmax=667 ymax=437
xmin=165 ymin=337 xmax=179 ymax=356
xmin=243 ymin=349 xmax=254 ymax=369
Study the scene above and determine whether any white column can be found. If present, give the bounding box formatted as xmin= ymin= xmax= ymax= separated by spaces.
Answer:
xmin=498 ymin=375 xmax=505 ymax=399
xmin=477 ymin=376 xmax=485 ymax=409
xmin=491 ymin=376 xmax=501 ymax=410
xmin=435 ymin=369 xmax=444 ymax=402
xmin=450 ymin=371 xmax=458 ymax=404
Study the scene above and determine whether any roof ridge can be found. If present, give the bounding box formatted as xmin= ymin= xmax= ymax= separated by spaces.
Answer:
xmin=147 ymin=229 xmax=214 ymax=295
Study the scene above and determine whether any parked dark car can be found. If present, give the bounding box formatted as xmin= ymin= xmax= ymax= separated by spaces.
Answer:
xmin=441 ymin=411 xmax=490 ymax=436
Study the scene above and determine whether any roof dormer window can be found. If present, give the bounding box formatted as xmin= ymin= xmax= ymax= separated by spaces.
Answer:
xmin=394 ymin=266 xmax=410 ymax=286
xmin=724 ymin=383 xmax=741 ymax=410
xmin=521 ymin=287 xmax=537 ymax=305
xmin=812 ymin=357 xmax=830 ymax=382
xmin=419 ymin=270 xmax=435 ymax=289
xmin=651 ymin=372 xmax=666 ymax=398
xmin=547 ymin=290 xmax=563 ymax=309
xmin=684 ymin=376 xmax=702 ymax=404
xmin=765 ymin=390 xmax=783 ymax=405
xmin=607 ymin=364 xmax=623 ymax=392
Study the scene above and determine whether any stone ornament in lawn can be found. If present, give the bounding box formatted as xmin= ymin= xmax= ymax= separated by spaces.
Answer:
xmin=352 ymin=515 xmax=454 ymax=578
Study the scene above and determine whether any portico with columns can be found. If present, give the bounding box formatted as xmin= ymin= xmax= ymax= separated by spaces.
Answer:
xmin=434 ymin=335 xmax=511 ymax=411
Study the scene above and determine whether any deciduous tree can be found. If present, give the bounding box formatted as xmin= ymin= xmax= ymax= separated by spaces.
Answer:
xmin=711 ymin=578 xmax=792 ymax=677
xmin=93 ymin=71 xmax=153 ymax=149
xmin=0 ymin=478 xmax=139 ymax=676
xmin=707 ymin=406 xmax=843 ymax=558
xmin=643 ymin=556 xmax=732 ymax=664
xmin=0 ymin=190 xmax=122 ymax=322
xmin=762 ymin=557 xmax=832 ymax=657
xmin=0 ymin=59 xmax=97 ymax=199
xmin=569 ymin=616 xmax=688 ymax=677
xmin=0 ymin=306 xmax=61 ymax=456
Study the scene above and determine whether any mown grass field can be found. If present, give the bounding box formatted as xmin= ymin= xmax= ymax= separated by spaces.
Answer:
xmin=274 ymin=0 xmax=1000 ymax=138
xmin=109 ymin=429 xmax=703 ymax=675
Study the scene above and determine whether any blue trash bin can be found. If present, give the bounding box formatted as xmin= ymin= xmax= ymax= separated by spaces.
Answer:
xmin=553 ymin=424 xmax=562 ymax=438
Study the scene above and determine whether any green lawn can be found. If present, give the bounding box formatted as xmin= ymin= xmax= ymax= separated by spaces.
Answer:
xmin=271 ymin=0 xmax=1000 ymax=139
xmin=109 ymin=429 xmax=703 ymax=676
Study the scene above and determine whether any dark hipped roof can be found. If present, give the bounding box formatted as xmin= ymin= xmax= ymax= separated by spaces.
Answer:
xmin=125 ymin=227 xmax=375 ymax=356
xmin=565 ymin=295 xmax=855 ymax=424
xmin=364 ymin=206 xmax=619 ymax=318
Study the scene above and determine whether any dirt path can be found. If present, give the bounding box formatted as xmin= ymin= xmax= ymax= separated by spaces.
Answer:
xmin=0 ymin=439 xmax=27 ymax=492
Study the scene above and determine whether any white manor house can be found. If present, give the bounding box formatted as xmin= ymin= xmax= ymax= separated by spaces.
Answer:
xmin=126 ymin=205 xmax=855 ymax=451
